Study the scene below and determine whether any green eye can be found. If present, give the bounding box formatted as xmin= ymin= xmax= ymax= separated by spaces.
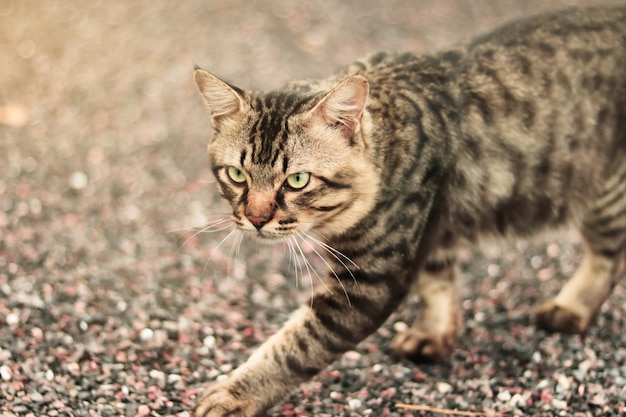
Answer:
xmin=286 ymin=172 xmax=310 ymax=190
xmin=227 ymin=166 xmax=246 ymax=184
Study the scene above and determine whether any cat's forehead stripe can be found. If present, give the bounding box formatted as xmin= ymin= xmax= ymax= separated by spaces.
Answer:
xmin=248 ymin=91 xmax=316 ymax=167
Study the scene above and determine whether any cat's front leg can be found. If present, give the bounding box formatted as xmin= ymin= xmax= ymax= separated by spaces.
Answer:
xmin=195 ymin=308 xmax=326 ymax=417
xmin=195 ymin=278 xmax=400 ymax=417
xmin=391 ymin=250 xmax=458 ymax=362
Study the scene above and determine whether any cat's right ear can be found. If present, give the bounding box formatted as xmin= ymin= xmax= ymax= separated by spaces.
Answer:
xmin=194 ymin=69 xmax=245 ymax=126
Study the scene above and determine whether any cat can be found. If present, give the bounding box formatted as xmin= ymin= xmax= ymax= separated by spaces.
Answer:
xmin=191 ymin=7 xmax=626 ymax=416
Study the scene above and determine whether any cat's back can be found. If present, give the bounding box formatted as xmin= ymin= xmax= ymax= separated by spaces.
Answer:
xmin=461 ymin=6 xmax=626 ymax=96
xmin=467 ymin=6 xmax=626 ymax=50
xmin=443 ymin=6 xmax=626 ymax=241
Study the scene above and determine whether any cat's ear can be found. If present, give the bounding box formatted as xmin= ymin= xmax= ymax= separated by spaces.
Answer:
xmin=194 ymin=68 xmax=245 ymax=126
xmin=311 ymin=75 xmax=369 ymax=142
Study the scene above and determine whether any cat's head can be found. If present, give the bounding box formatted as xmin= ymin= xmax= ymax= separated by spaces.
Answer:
xmin=194 ymin=68 xmax=380 ymax=242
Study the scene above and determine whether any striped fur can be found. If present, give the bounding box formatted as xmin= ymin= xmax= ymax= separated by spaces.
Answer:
xmin=193 ymin=7 xmax=626 ymax=416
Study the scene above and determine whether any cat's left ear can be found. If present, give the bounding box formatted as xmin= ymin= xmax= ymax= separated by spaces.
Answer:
xmin=311 ymin=75 xmax=369 ymax=142
xmin=194 ymin=68 xmax=245 ymax=127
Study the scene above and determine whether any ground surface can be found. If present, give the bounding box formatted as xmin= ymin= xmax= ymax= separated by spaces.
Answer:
xmin=2 ymin=1 xmax=626 ymax=416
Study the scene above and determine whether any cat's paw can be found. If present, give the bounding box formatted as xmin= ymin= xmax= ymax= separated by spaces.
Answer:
xmin=195 ymin=382 xmax=262 ymax=417
xmin=390 ymin=328 xmax=455 ymax=363
xmin=534 ymin=300 xmax=589 ymax=334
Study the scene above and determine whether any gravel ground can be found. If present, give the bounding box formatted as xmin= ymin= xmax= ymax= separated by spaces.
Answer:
xmin=2 ymin=1 xmax=626 ymax=416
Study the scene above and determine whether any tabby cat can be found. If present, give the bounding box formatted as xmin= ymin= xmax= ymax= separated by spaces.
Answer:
xmin=192 ymin=7 xmax=626 ymax=416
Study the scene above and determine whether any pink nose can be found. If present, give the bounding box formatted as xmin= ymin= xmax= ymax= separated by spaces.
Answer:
xmin=246 ymin=215 xmax=269 ymax=230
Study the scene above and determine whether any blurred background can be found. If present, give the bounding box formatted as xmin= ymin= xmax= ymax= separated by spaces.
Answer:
xmin=2 ymin=1 xmax=626 ymax=416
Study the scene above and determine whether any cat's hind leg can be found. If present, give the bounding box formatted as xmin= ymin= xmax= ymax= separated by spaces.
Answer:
xmin=390 ymin=249 xmax=458 ymax=362
xmin=535 ymin=174 xmax=626 ymax=333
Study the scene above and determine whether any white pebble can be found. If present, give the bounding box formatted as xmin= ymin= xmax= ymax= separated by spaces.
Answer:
xmin=0 ymin=365 xmax=12 ymax=381
xmin=0 ymin=349 xmax=11 ymax=361
xmin=329 ymin=391 xmax=343 ymax=400
xmin=509 ymin=393 xmax=527 ymax=408
xmin=552 ymin=399 xmax=568 ymax=409
xmin=203 ymin=335 xmax=216 ymax=349
xmin=149 ymin=369 xmax=165 ymax=380
xmin=6 ymin=313 xmax=19 ymax=326
xmin=139 ymin=327 xmax=154 ymax=341
xmin=497 ymin=390 xmax=511 ymax=402
xmin=167 ymin=373 xmax=182 ymax=384
xmin=557 ymin=373 xmax=571 ymax=390
xmin=487 ymin=264 xmax=501 ymax=277
xmin=348 ymin=398 xmax=362 ymax=409
xmin=344 ymin=350 xmax=361 ymax=361
xmin=30 ymin=392 xmax=44 ymax=402
xmin=532 ymin=351 xmax=542 ymax=363
xmin=536 ymin=379 xmax=550 ymax=389
xmin=531 ymin=255 xmax=542 ymax=268
xmin=589 ymin=393 xmax=606 ymax=406
xmin=547 ymin=243 xmax=560 ymax=257
xmin=437 ymin=381 xmax=453 ymax=394
xmin=393 ymin=321 xmax=408 ymax=332
xmin=69 ymin=171 xmax=88 ymax=190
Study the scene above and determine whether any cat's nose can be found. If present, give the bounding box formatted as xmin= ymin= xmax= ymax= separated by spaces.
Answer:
xmin=246 ymin=214 xmax=269 ymax=230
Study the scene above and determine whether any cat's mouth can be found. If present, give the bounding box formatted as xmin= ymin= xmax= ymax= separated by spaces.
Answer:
xmin=250 ymin=229 xmax=285 ymax=243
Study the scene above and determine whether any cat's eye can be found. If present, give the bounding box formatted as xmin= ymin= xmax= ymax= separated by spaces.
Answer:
xmin=227 ymin=166 xmax=247 ymax=184
xmin=286 ymin=172 xmax=310 ymax=190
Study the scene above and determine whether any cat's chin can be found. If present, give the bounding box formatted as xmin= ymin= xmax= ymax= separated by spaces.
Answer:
xmin=250 ymin=231 xmax=285 ymax=244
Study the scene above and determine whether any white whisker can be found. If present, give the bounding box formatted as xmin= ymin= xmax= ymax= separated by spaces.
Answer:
xmin=284 ymin=237 xmax=300 ymax=289
xmin=227 ymin=229 xmax=243 ymax=274
xmin=167 ymin=216 xmax=231 ymax=234
xmin=297 ymin=232 xmax=351 ymax=305
xmin=301 ymin=231 xmax=361 ymax=292
xmin=290 ymin=236 xmax=329 ymax=303
xmin=203 ymin=229 xmax=239 ymax=275
xmin=235 ymin=231 xmax=244 ymax=261
xmin=172 ymin=217 xmax=233 ymax=253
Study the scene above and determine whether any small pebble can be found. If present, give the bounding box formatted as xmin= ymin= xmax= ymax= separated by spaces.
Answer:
xmin=135 ymin=404 xmax=151 ymax=417
xmin=6 ymin=313 xmax=19 ymax=326
xmin=330 ymin=391 xmax=343 ymax=400
xmin=0 ymin=365 xmax=12 ymax=381
xmin=509 ymin=393 xmax=527 ymax=408
xmin=69 ymin=171 xmax=89 ymax=190
xmin=203 ymin=335 xmax=216 ymax=348
xmin=348 ymin=398 xmax=362 ymax=409
xmin=497 ymin=390 xmax=511 ymax=402
xmin=437 ymin=382 xmax=453 ymax=394
xmin=139 ymin=328 xmax=154 ymax=341
xmin=393 ymin=321 xmax=408 ymax=332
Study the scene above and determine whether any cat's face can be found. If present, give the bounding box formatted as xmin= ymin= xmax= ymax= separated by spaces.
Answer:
xmin=194 ymin=70 xmax=380 ymax=242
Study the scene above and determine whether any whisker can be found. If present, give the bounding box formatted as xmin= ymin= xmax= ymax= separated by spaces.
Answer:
xmin=284 ymin=237 xmax=300 ymax=289
xmin=203 ymin=229 xmax=239 ymax=275
xmin=290 ymin=236 xmax=330 ymax=302
xmin=235 ymin=231 xmax=244 ymax=261
xmin=167 ymin=216 xmax=231 ymax=234
xmin=301 ymin=231 xmax=361 ymax=292
xmin=227 ymin=229 xmax=243 ymax=275
xmin=298 ymin=232 xmax=351 ymax=306
xmin=172 ymin=217 xmax=233 ymax=253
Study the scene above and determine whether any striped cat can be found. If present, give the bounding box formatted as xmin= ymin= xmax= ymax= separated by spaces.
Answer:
xmin=192 ymin=7 xmax=626 ymax=416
